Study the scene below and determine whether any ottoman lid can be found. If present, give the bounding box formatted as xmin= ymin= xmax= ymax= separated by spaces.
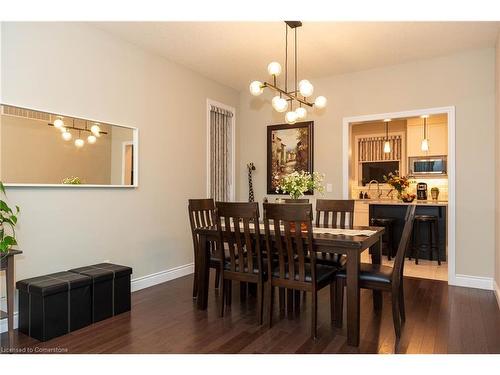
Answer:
xmin=91 ymin=263 xmax=133 ymax=278
xmin=69 ymin=266 xmax=114 ymax=282
xmin=16 ymin=272 xmax=91 ymax=296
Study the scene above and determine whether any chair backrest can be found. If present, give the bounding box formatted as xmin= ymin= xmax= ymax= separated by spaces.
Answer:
xmin=283 ymin=198 xmax=310 ymax=203
xmin=315 ymin=199 xmax=355 ymax=228
xmin=391 ymin=205 xmax=416 ymax=286
xmin=214 ymin=202 xmax=262 ymax=276
xmin=263 ymin=203 xmax=316 ymax=284
xmin=188 ymin=198 xmax=215 ymax=249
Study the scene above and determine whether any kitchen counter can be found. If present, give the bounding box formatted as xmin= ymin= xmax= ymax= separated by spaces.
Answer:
xmin=354 ymin=199 xmax=448 ymax=207
xmin=367 ymin=202 xmax=447 ymax=261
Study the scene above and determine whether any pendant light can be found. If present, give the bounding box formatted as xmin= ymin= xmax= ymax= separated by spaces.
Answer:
xmin=249 ymin=21 xmax=327 ymax=123
xmin=421 ymin=115 xmax=430 ymax=152
xmin=383 ymin=118 xmax=391 ymax=154
xmin=74 ymin=129 xmax=84 ymax=148
xmin=53 ymin=117 xmax=64 ymax=130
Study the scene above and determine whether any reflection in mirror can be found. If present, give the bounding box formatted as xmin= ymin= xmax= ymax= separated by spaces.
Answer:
xmin=0 ymin=104 xmax=137 ymax=186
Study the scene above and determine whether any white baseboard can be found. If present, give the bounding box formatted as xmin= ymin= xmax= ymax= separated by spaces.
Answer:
xmin=0 ymin=262 xmax=194 ymax=334
xmin=131 ymin=263 xmax=194 ymax=292
xmin=494 ymin=280 xmax=500 ymax=310
xmin=451 ymin=274 xmax=494 ymax=290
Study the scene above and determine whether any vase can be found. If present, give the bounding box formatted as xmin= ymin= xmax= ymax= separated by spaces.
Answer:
xmin=431 ymin=187 xmax=439 ymax=200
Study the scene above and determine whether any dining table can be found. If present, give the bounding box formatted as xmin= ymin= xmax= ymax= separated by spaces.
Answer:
xmin=194 ymin=224 xmax=385 ymax=347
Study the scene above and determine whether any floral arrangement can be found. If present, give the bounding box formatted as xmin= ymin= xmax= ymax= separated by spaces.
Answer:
xmin=62 ymin=176 xmax=82 ymax=185
xmin=383 ymin=171 xmax=415 ymax=200
xmin=0 ymin=181 xmax=19 ymax=254
xmin=276 ymin=171 xmax=325 ymax=199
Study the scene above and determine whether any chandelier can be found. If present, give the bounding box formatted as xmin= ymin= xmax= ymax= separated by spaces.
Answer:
xmin=50 ymin=117 xmax=107 ymax=148
xmin=249 ymin=21 xmax=327 ymax=124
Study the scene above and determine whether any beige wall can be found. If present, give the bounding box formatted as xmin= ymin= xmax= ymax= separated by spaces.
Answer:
xmin=237 ymin=48 xmax=495 ymax=279
xmin=495 ymin=34 xmax=500 ymax=295
xmin=0 ymin=22 xmax=239 ymax=286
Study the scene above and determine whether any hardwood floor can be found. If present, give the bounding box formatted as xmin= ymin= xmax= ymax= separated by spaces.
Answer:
xmin=361 ymin=252 xmax=449 ymax=281
xmin=1 ymin=273 xmax=499 ymax=354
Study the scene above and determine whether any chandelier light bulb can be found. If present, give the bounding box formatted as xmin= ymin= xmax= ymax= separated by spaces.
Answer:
xmin=267 ymin=62 xmax=282 ymax=76
xmin=53 ymin=118 xmax=64 ymax=129
xmin=298 ymin=80 xmax=314 ymax=97
xmin=87 ymin=134 xmax=97 ymax=144
xmin=421 ymin=138 xmax=429 ymax=152
xmin=90 ymin=124 xmax=101 ymax=135
xmin=75 ymin=138 xmax=85 ymax=148
xmin=314 ymin=96 xmax=327 ymax=109
xmin=384 ymin=141 xmax=391 ymax=154
xmin=271 ymin=95 xmax=288 ymax=113
xmin=62 ymin=130 xmax=72 ymax=141
xmin=249 ymin=81 xmax=264 ymax=96
xmin=285 ymin=111 xmax=298 ymax=124
xmin=295 ymin=107 xmax=307 ymax=120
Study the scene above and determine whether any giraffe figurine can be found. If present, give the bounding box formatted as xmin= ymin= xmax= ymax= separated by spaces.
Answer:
xmin=247 ymin=162 xmax=256 ymax=202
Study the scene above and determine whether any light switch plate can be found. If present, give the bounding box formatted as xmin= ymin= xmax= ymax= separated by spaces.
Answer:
xmin=326 ymin=183 xmax=333 ymax=193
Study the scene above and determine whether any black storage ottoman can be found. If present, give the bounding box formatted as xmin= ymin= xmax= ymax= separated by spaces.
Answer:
xmin=69 ymin=263 xmax=132 ymax=322
xmin=16 ymin=272 xmax=92 ymax=341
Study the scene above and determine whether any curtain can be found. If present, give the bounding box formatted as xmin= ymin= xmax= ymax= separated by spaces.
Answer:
xmin=210 ymin=105 xmax=233 ymax=202
xmin=358 ymin=135 xmax=402 ymax=162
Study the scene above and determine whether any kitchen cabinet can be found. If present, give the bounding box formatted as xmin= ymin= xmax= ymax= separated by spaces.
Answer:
xmin=407 ymin=115 xmax=448 ymax=157
xmin=354 ymin=200 xmax=370 ymax=226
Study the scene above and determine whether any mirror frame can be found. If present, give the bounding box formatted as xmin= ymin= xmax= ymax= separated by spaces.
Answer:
xmin=0 ymin=102 xmax=139 ymax=188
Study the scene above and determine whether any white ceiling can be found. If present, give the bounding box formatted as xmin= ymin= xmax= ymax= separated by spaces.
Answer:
xmin=94 ymin=22 xmax=500 ymax=91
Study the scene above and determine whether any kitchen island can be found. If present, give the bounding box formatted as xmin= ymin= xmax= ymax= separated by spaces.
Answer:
xmin=365 ymin=200 xmax=447 ymax=261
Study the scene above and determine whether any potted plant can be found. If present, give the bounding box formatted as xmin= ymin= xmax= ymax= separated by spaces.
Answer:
xmin=276 ymin=171 xmax=325 ymax=200
xmin=0 ymin=181 xmax=20 ymax=267
xmin=383 ymin=171 xmax=415 ymax=202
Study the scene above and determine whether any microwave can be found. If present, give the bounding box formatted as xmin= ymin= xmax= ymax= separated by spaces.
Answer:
xmin=409 ymin=156 xmax=447 ymax=176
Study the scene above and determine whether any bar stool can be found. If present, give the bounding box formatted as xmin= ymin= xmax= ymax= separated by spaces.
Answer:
xmin=370 ymin=217 xmax=397 ymax=260
xmin=411 ymin=215 xmax=441 ymax=265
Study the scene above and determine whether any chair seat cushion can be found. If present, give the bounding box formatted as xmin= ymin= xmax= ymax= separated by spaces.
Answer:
xmin=272 ymin=262 xmax=338 ymax=283
xmin=316 ymin=254 xmax=347 ymax=268
xmin=337 ymin=263 xmax=393 ymax=284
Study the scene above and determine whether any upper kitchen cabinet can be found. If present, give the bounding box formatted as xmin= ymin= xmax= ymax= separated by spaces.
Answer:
xmin=407 ymin=114 xmax=448 ymax=157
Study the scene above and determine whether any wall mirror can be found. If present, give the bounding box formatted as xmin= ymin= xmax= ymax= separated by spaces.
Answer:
xmin=0 ymin=104 xmax=138 ymax=186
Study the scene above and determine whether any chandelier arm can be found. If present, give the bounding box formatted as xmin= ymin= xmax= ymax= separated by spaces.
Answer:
xmin=263 ymin=81 xmax=314 ymax=107
xmin=47 ymin=123 xmax=108 ymax=134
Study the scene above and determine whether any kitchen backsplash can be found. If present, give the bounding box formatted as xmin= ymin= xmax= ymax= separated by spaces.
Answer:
xmin=351 ymin=177 xmax=449 ymax=201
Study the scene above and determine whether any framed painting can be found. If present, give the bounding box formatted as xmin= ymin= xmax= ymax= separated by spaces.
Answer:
xmin=267 ymin=121 xmax=314 ymax=194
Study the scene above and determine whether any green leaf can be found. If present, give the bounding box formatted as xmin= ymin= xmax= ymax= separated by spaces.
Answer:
xmin=0 ymin=200 xmax=12 ymax=214
xmin=0 ymin=181 xmax=5 ymax=195
xmin=15 ymin=205 xmax=20 ymax=213
xmin=3 ymin=236 xmax=17 ymax=246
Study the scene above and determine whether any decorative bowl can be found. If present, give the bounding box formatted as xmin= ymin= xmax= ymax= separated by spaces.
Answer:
xmin=400 ymin=193 xmax=416 ymax=203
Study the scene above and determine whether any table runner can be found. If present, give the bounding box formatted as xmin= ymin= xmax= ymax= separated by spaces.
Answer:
xmin=227 ymin=223 xmax=377 ymax=236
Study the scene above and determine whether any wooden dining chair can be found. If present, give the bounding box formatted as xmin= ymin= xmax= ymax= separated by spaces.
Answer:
xmin=334 ymin=204 xmax=416 ymax=339
xmin=188 ymin=198 xmax=220 ymax=298
xmin=215 ymin=202 xmax=265 ymax=324
xmin=263 ymin=203 xmax=339 ymax=339
xmin=315 ymin=199 xmax=355 ymax=266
